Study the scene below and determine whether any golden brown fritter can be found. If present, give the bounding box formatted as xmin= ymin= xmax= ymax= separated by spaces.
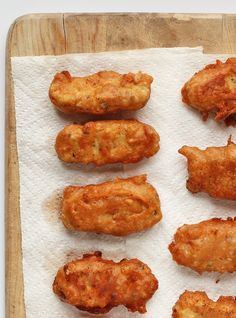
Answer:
xmin=55 ymin=119 xmax=160 ymax=165
xmin=172 ymin=291 xmax=236 ymax=318
xmin=179 ymin=137 xmax=236 ymax=200
xmin=62 ymin=175 xmax=162 ymax=236
xmin=49 ymin=70 xmax=153 ymax=114
xmin=169 ymin=218 xmax=236 ymax=273
xmin=53 ymin=251 xmax=158 ymax=314
xmin=182 ymin=58 xmax=236 ymax=125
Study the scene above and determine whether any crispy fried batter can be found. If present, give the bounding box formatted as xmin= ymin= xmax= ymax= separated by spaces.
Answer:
xmin=62 ymin=175 xmax=162 ymax=236
xmin=53 ymin=251 xmax=158 ymax=314
xmin=172 ymin=291 xmax=236 ymax=318
xmin=169 ymin=218 xmax=236 ymax=273
xmin=49 ymin=70 xmax=153 ymax=114
xmin=179 ymin=137 xmax=236 ymax=200
xmin=55 ymin=119 xmax=160 ymax=165
xmin=182 ymin=58 xmax=236 ymax=125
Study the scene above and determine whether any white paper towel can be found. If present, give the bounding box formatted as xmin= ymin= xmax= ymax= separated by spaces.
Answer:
xmin=11 ymin=48 xmax=236 ymax=318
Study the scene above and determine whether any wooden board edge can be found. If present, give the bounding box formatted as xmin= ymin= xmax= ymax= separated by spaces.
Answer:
xmin=5 ymin=17 xmax=26 ymax=318
xmin=7 ymin=12 xmax=228 ymax=33
xmin=10 ymin=12 xmax=224 ymax=19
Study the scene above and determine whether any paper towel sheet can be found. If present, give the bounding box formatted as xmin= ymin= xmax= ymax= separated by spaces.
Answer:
xmin=11 ymin=48 xmax=236 ymax=318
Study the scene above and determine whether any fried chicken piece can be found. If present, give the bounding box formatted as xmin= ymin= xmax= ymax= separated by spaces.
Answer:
xmin=62 ymin=175 xmax=162 ymax=236
xmin=172 ymin=291 xmax=236 ymax=318
xmin=55 ymin=119 xmax=160 ymax=165
xmin=182 ymin=58 xmax=236 ymax=125
xmin=179 ymin=137 xmax=236 ymax=200
xmin=169 ymin=218 xmax=236 ymax=273
xmin=49 ymin=70 xmax=153 ymax=114
xmin=53 ymin=251 xmax=158 ymax=314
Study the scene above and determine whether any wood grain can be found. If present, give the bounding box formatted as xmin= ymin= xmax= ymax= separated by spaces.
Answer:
xmin=6 ymin=12 xmax=236 ymax=318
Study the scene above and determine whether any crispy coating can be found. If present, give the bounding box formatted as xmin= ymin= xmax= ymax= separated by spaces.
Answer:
xmin=179 ymin=137 xmax=236 ymax=200
xmin=53 ymin=251 xmax=158 ymax=314
xmin=49 ymin=70 xmax=153 ymax=114
xmin=182 ymin=58 xmax=236 ymax=125
xmin=62 ymin=175 xmax=162 ymax=236
xmin=172 ymin=291 xmax=236 ymax=318
xmin=169 ymin=218 xmax=236 ymax=273
xmin=55 ymin=119 xmax=160 ymax=165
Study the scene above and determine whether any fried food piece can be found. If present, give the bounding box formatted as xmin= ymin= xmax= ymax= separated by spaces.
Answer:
xmin=179 ymin=137 xmax=236 ymax=200
xmin=172 ymin=291 xmax=236 ymax=318
xmin=169 ymin=218 xmax=236 ymax=273
xmin=62 ymin=175 xmax=162 ymax=236
xmin=49 ymin=70 xmax=153 ymax=114
xmin=55 ymin=119 xmax=160 ymax=165
xmin=182 ymin=58 xmax=236 ymax=125
xmin=53 ymin=251 xmax=158 ymax=314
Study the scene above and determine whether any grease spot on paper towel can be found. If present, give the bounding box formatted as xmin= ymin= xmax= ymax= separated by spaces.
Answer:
xmin=60 ymin=161 xmax=125 ymax=174
xmin=64 ymin=246 xmax=127 ymax=264
xmin=42 ymin=189 xmax=63 ymax=223
xmin=65 ymin=249 xmax=82 ymax=262
xmin=54 ymin=108 xmax=127 ymax=124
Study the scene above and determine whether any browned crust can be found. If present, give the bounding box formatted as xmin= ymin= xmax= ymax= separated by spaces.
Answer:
xmin=53 ymin=252 xmax=158 ymax=314
xmin=55 ymin=119 xmax=160 ymax=165
xmin=172 ymin=290 xmax=236 ymax=317
xmin=169 ymin=218 xmax=236 ymax=273
xmin=181 ymin=58 xmax=236 ymax=125
xmin=62 ymin=175 xmax=162 ymax=236
xmin=178 ymin=137 xmax=236 ymax=200
xmin=49 ymin=70 xmax=153 ymax=114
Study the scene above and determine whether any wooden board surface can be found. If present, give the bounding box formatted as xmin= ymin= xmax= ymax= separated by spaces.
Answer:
xmin=6 ymin=12 xmax=236 ymax=318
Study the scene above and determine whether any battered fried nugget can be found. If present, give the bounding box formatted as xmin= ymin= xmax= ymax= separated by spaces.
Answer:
xmin=49 ymin=70 xmax=153 ymax=114
xmin=55 ymin=119 xmax=160 ymax=165
xmin=182 ymin=58 xmax=236 ymax=125
xmin=172 ymin=291 xmax=236 ymax=318
xmin=179 ymin=137 xmax=236 ymax=200
xmin=169 ymin=218 xmax=236 ymax=273
xmin=53 ymin=251 xmax=158 ymax=314
xmin=62 ymin=175 xmax=162 ymax=236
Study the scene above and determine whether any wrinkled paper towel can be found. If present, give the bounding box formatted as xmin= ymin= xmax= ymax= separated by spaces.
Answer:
xmin=11 ymin=48 xmax=236 ymax=318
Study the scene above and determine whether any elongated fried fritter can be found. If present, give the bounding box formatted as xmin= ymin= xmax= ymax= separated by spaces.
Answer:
xmin=182 ymin=58 xmax=236 ymax=125
xmin=55 ymin=119 xmax=160 ymax=165
xmin=49 ymin=70 xmax=153 ymax=114
xmin=179 ymin=137 xmax=236 ymax=200
xmin=169 ymin=218 xmax=236 ymax=273
xmin=53 ymin=251 xmax=158 ymax=314
xmin=172 ymin=291 xmax=236 ymax=318
xmin=62 ymin=175 xmax=162 ymax=236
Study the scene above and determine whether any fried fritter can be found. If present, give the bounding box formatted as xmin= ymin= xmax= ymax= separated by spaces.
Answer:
xmin=53 ymin=251 xmax=158 ymax=314
xmin=55 ymin=119 xmax=160 ymax=165
xmin=179 ymin=137 xmax=236 ymax=200
xmin=62 ymin=175 xmax=162 ymax=236
xmin=182 ymin=58 xmax=236 ymax=125
xmin=172 ymin=291 xmax=236 ymax=318
xmin=169 ymin=218 xmax=236 ymax=273
xmin=49 ymin=70 xmax=153 ymax=114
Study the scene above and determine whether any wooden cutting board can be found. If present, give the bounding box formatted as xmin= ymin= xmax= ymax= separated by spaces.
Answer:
xmin=6 ymin=13 xmax=236 ymax=318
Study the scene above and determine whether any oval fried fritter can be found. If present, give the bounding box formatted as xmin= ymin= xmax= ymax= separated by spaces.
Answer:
xmin=49 ymin=70 xmax=153 ymax=114
xmin=169 ymin=218 xmax=236 ymax=273
xmin=55 ymin=119 xmax=160 ymax=165
xmin=172 ymin=291 xmax=236 ymax=318
xmin=62 ymin=175 xmax=162 ymax=236
xmin=182 ymin=58 xmax=236 ymax=125
xmin=53 ymin=251 xmax=158 ymax=314
xmin=179 ymin=137 xmax=236 ymax=200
